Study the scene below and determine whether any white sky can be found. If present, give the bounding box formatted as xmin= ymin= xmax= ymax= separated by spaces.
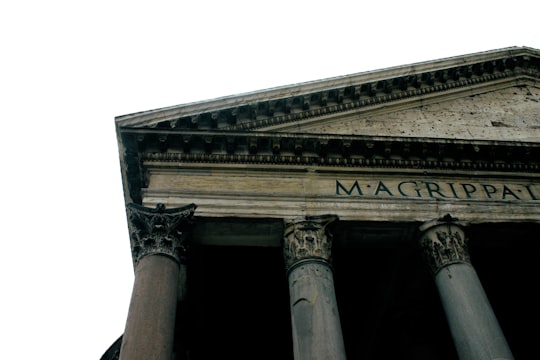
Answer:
xmin=0 ymin=1 xmax=538 ymax=359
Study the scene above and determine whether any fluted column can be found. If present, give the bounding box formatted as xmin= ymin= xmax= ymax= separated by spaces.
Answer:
xmin=120 ymin=203 xmax=196 ymax=360
xmin=419 ymin=215 xmax=513 ymax=360
xmin=283 ymin=215 xmax=347 ymax=360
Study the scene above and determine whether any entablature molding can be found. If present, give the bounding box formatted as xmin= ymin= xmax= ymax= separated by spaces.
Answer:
xmin=119 ymin=130 xmax=540 ymax=204
xmin=128 ymin=130 xmax=540 ymax=170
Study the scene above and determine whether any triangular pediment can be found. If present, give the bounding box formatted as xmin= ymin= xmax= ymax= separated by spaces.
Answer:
xmin=266 ymin=85 xmax=540 ymax=142
xmin=116 ymin=46 xmax=540 ymax=142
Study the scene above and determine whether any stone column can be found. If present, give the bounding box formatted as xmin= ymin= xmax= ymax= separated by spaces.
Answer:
xmin=419 ymin=215 xmax=513 ymax=360
xmin=283 ymin=215 xmax=347 ymax=360
xmin=120 ymin=203 xmax=196 ymax=360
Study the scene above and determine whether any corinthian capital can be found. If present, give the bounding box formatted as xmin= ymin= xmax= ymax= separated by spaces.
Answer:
xmin=419 ymin=216 xmax=470 ymax=275
xmin=283 ymin=215 xmax=338 ymax=270
xmin=126 ymin=203 xmax=197 ymax=265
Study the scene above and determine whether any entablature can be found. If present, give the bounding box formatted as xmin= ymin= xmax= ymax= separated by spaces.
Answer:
xmin=118 ymin=127 xmax=540 ymax=205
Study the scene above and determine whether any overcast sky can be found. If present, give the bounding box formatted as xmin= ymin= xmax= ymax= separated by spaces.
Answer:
xmin=1 ymin=1 xmax=538 ymax=359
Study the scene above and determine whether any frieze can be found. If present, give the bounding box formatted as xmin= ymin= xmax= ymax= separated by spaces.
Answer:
xmin=142 ymin=171 xmax=540 ymax=205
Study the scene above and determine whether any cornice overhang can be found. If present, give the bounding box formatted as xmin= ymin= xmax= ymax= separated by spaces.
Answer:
xmin=115 ymin=46 xmax=539 ymax=131
xmin=118 ymin=128 xmax=540 ymax=204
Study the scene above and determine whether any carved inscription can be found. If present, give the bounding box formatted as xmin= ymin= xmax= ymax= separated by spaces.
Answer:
xmin=336 ymin=180 xmax=539 ymax=201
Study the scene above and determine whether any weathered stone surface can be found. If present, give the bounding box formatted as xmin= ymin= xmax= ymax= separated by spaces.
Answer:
xmin=287 ymin=262 xmax=346 ymax=360
xmin=283 ymin=215 xmax=336 ymax=269
xmin=420 ymin=220 xmax=514 ymax=360
xmin=120 ymin=255 xmax=180 ymax=360
xmin=290 ymin=86 xmax=540 ymax=142
xmin=142 ymin=168 xmax=540 ymax=223
xmin=435 ymin=263 xmax=514 ymax=360
xmin=126 ymin=202 xmax=197 ymax=265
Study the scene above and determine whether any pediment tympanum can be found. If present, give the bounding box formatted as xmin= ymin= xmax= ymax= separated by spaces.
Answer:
xmin=266 ymin=86 xmax=540 ymax=142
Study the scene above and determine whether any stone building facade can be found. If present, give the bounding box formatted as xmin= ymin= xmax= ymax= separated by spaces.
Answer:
xmin=103 ymin=47 xmax=540 ymax=360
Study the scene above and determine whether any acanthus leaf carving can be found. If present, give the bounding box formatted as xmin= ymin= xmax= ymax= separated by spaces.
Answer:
xmin=283 ymin=215 xmax=337 ymax=271
xmin=419 ymin=221 xmax=470 ymax=275
xmin=126 ymin=202 xmax=197 ymax=265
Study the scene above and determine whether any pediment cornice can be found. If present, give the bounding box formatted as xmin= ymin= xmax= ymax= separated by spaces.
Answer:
xmin=116 ymin=47 xmax=539 ymax=131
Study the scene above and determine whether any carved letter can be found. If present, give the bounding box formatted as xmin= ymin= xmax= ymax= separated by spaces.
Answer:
xmin=425 ymin=182 xmax=448 ymax=198
xmin=336 ymin=180 xmax=363 ymax=196
xmin=502 ymin=185 xmax=520 ymax=200
xmin=461 ymin=183 xmax=477 ymax=198
xmin=525 ymin=184 xmax=539 ymax=200
xmin=482 ymin=184 xmax=497 ymax=199
xmin=398 ymin=181 xmax=421 ymax=197
xmin=374 ymin=181 xmax=393 ymax=196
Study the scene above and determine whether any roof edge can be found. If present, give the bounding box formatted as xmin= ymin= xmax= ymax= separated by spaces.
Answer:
xmin=115 ymin=46 xmax=539 ymax=127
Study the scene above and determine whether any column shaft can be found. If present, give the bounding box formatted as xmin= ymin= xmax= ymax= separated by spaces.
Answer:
xmin=119 ymin=203 xmax=196 ymax=360
xmin=420 ymin=217 xmax=513 ymax=360
xmin=435 ymin=263 xmax=513 ymax=360
xmin=120 ymin=255 xmax=180 ymax=360
xmin=284 ymin=216 xmax=346 ymax=360
xmin=288 ymin=260 xmax=346 ymax=360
